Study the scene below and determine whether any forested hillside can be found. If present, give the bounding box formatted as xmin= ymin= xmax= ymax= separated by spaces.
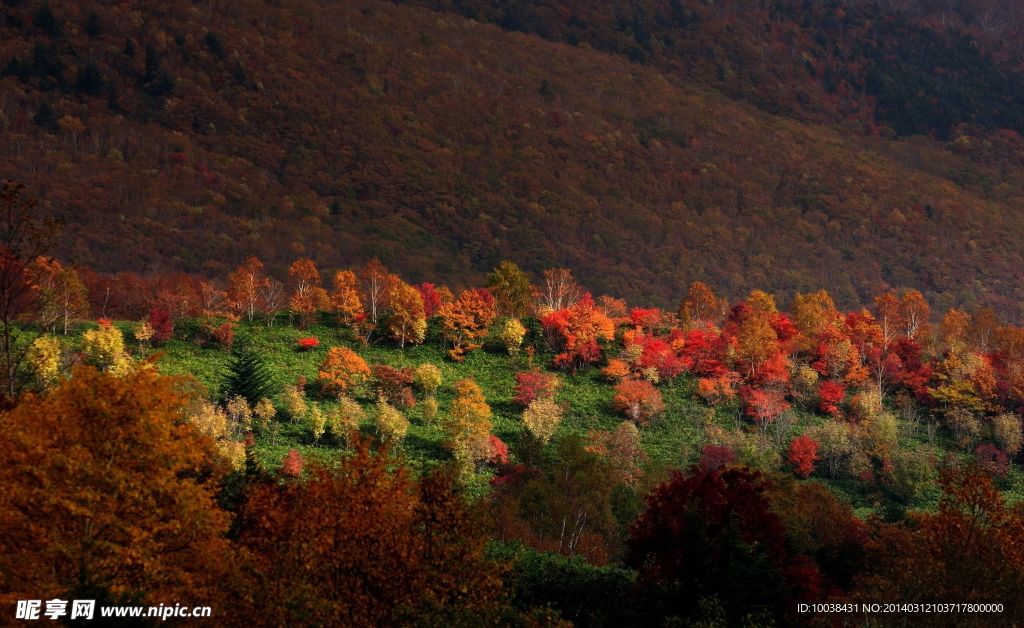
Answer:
xmin=4 ymin=0 xmax=1024 ymax=318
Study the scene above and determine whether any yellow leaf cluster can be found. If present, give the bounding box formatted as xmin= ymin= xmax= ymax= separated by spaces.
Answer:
xmin=522 ymin=397 xmax=562 ymax=444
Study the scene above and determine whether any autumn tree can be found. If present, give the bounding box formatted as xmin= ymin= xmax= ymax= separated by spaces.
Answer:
xmin=522 ymin=396 xmax=563 ymax=444
xmin=787 ymin=435 xmax=819 ymax=478
xmin=443 ymin=378 xmax=494 ymax=479
xmin=542 ymin=293 xmax=615 ymax=371
xmin=487 ymin=260 xmax=534 ymax=318
xmin=678 ymin=281 xmax=725 ymax=329
xmin=898 ymin=290 xmax=931 ymax=343
xmin=536 ymin=268 xmax=582 ymax=313
xmin=385 ymin=281 xmax=427 ymax=347
xmin=317 ymin=347 xmax=372 ymax=398
xmin=0 ymin=366 xmax=234 ymax=610
xmin=288 ymin=259 xmax=330 ymax=327
xmin=359 ymin=258 xmax=398 ymax=325
xmin=0 ymin=182 xmax=63 ymax=399
xmin=513 ymin=369 xmax=561 ymax=406
xmin=227 ymin=256 xmax=269 ymax=321
xmin=437 ymin=288 xmax=497 ymax=361
xmin=330 ymin=269 xmax=364 ymax=326
xmin=233 ymin=442 xmax=566 ymax=627
xmin=35 ymin=258 xmax=88 ymax=335
xmin=790 ymin=289 xmax=839 ymax=338
xmin=874 ymin=293 xmax=902 ymax=346
xmin=611 ymin=379 xmax=665 ymax=426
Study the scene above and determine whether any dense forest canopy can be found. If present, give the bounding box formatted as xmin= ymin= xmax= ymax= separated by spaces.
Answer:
xmin=4 ymin=0 xmax=1024 ymax=319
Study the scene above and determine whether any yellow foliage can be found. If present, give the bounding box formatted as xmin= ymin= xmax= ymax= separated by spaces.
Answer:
xmin=375 ymin=399 xmax=409 ymax=443
xmin=308 ymin=403 xmax=326 ymax=442
xmin=82 ymin=321 xmax=128 ymax=370
xmin=522 ymin=397 xmax=562 ymax=444
xmin=27 ymin=336 xmax=61 ymax=387
xmin=414 ymin=363 xmax=443 ymax=395
xmin=421 ymin=396 xmax=439 ymax=425
xmin=993 ymin=413 xmax=1023 ymax=455
xmin=226 ymin=395 xmax=253 ymax=429
xmin=253 ymin=398 xmax=277 ymax=432
xmin=328 ymin=396 xmax=366 ymax=438
xmin=282 ymin=385 xmax=308 ymax=422
xmin=500 ymin=318 xmax=527 ymax=355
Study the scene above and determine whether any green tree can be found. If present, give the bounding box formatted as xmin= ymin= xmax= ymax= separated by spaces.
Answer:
xmin=487 ymin=261 xmax=533 ymax=318
xmin=222 ymin=338 xmax=275 ymax=406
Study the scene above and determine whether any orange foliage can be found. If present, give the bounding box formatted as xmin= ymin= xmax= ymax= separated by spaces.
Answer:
xmin=437 ymin=289 xmax=496 ymax=361
xmin=317 ymin=347 xmax=372 ymax=397
xmin=0 ymin=366 xmax=233 ymax=608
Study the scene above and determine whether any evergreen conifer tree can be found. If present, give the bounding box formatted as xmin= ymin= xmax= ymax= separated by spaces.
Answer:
xmin=223 ymin=338 xmax=275 ymax=406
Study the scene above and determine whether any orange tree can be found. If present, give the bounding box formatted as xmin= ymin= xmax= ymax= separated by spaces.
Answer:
xmin=0 ymin=365 xmax=234 ymax=609
xmin=437 ymin=288 xmax=497 ymax=361
xmin=317 ymin=347 xmax=372 ymax=397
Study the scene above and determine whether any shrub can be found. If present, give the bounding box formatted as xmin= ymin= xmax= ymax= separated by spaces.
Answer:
xmin=297 ymin=337 xmax=320 ymax=351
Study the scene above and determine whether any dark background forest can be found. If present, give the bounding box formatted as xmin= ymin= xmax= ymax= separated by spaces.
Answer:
xmin=5 ymin=0 xmax=1024 ymax=317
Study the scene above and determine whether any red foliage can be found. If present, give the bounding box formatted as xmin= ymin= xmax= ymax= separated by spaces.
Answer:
xmin=771 ymin=313 xmax=799 ymax=344
xmin=371 ymin=364 xmax=416 ymax=408
xmin=975 ymin=444 xmax=1010 ymax=479
xmin=512 ymin=370 xmax=559 ymax=407
xmin=415 ymin=283 xmax=443 ymax=318
xmin=297 ymin=337 xmax=320 ymax=350
xmin=214 ymin=322 xmax=235 ymax=349
xmin=488 ymin=436 xmax=510 ymax=465
xmin=634 ymin=334 xmax=684 ymax=381
xmin=740 ymin=386 xmax=790 ymax=430
xmin=680 ymin=328 xmax=730 ymax=377
xmin=280 ymin=449 xmax=305 ymax=477
xmin=149 ymin=308 xmax=173 ymax=344
xmin=817 ymin=381 xmax=846 ymax=416
xmin=698 ymin=444 xmax=735 ymax=471
xmin=629 ymin=307 xmax=662 ymax=332
xmin=787 ymin=435 xmax=819 ymax=479
xmin=627 ymin=466 xmax=825 ymax=615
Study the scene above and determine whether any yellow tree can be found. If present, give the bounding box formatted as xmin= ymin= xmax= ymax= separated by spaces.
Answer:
xmin=443 ymin=378 xmax=494 ymax=479
xmin=940 ymin=308 xmax=970 ymax=352
xmin=228 ymin=256 xmax=269 ymax=321
xmin=385 ymin=281 xmax=427 ymax=347
xmin=898 ymin=290 xmax=931 ymax=343
xmin=35 ymin=258 xmax=89 ymax=335
xmin=790 ymin=289 xmax=839 ymax=337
